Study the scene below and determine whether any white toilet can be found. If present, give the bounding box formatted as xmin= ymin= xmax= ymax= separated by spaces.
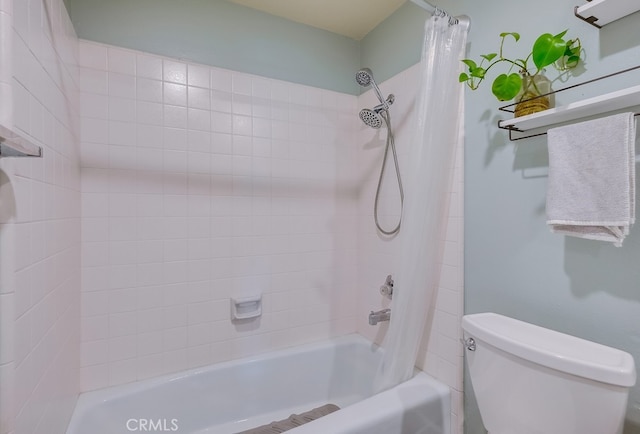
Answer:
xmin=462 ymin=312 xmax=636 ymax=434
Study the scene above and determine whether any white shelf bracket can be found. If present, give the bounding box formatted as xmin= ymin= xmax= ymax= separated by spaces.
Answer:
xmin=574 ymin=0 xmax=640 ymax=28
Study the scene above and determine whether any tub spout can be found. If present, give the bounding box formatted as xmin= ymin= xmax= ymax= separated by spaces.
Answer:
xmin=369 ymin=308 xmax=391 ymax=326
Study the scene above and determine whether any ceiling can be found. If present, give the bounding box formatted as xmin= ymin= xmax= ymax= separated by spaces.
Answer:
xmin=227 ymin=0 xmax=408 ymax=40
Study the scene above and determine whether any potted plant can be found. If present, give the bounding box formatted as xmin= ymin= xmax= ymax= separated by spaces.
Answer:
xmin=459 ymin=31 xmax=582 ymax=117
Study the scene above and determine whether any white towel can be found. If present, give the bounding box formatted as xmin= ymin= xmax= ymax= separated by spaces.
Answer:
xmin=546 ymin=112 xmax=636 ymax=247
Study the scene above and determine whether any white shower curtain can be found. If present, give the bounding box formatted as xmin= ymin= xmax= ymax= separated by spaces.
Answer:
xmin=375 ymin=13 xmax=469 ymax=391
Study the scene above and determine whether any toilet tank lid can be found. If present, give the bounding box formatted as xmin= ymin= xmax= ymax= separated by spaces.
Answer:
xmin=462 ymin=313 xmax=637 ymax=387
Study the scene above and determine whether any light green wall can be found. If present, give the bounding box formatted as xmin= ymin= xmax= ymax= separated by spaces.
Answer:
xmin=63 ymin=0 xmax=456 ymax=96
xmin=359 ymin=2 xmax=428 ymax=86
xmin=64 ymin=0 xmax=361 ymax=95
xmin=462 ymin=1 xmax=640 ymax=433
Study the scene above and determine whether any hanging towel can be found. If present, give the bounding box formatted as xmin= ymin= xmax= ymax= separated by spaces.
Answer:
xmin=546 ymin=112 xmax=636 ymax=247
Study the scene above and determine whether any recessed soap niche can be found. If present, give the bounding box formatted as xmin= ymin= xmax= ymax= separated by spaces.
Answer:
xmin=230 ymin=295 xmax=263 ymax=321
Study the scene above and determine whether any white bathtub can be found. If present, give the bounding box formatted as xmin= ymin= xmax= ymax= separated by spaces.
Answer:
xmin=66 ymin=334 xmax=450 ymax=434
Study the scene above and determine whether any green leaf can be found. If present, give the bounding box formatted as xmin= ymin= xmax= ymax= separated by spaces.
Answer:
xmin=459 ymin=72 xmax=470 ymax=82
xmin=481 ymin=53 xmax=498 ymax=62
xmin=532 ymin=33 xmax=567 ymax=69
xmin=470 ymin=67 xmax=486 ymax=79
xmin=462 ymin=59 xmax=477 ymax=70
xmin=554 ymin=29 xmax=568 ymax=39
xmin=492 ymin=73 xmax=522 ymax=101
xmin=565 ymin=55 xmax=580 ymax=68
xmin=499 ymin=32 xmax=520 ymax=42
xmin=565 ymin=40 xmax=581 ymax=59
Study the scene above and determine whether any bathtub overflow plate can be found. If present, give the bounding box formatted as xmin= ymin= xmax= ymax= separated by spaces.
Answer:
xmin=462 ymin=337 xmax=476 ymax=351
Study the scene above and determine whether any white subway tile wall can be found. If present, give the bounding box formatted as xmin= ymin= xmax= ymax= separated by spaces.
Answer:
xmin=78 ymin=41 xmax=464 ymax=433
xmin=355 ymin=64 xmax=464 ymax=434
xmin=1 ymin=0 xmax=81 ymax=433
xmin=78 ymin=41 xmax=360 ymax=390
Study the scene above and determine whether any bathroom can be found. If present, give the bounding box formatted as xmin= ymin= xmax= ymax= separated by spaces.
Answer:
xmin=0 ymin=0 xmax=639 ymax=433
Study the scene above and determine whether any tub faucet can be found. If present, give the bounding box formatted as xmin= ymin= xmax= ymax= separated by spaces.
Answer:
xmin=369 ymin=308 xmax=391 ymax=326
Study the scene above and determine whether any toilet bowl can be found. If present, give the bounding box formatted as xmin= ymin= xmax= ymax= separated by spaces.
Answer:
xmin=462 ymin=312 xmax=636 ymax=434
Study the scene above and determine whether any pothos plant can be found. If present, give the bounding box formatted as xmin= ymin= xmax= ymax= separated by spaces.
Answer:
xmin=459 ymin=31 xmax=582 ymax=102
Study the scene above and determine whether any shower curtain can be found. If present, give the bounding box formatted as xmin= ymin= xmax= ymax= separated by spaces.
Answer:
xmin=375 ymin=13 xmax=469 ymax=391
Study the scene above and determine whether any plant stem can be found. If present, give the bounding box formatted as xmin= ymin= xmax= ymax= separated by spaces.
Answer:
xmin=466 ymin=57 xmax=527 ymax=90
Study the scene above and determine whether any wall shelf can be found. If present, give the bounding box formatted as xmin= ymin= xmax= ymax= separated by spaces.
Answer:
xmin=574 ymin=0 xmax=640 ymax=28
xmin=0 ymin=124 xmax=42 ymax=158
xmin=497 ymin=64 xmax=640 ymax=141
xmin=498 ymin=84 xmax=640 ymax=138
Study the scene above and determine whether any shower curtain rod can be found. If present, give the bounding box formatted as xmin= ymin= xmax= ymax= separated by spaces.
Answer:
xmin=409 ymin=0 xmax=442 ymax=16
xmin=409 ymin=0 xmax=469 ymax=26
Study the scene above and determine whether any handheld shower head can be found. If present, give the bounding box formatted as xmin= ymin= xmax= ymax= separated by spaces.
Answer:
xmin=355 ymin=68 xmax=374 ymax=87
xmin=355 ymin=67 xmax=387 ymax=109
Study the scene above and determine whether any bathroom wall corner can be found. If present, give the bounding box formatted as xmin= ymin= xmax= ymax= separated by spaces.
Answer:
xmin=1 ymin=0 xmax=82 ymax=432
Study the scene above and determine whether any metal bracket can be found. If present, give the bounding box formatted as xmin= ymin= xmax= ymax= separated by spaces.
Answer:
xmin=574 ymin=5 xmax=602 ymax=29
xmin=497 ymin=121 xmax=549 ymax=141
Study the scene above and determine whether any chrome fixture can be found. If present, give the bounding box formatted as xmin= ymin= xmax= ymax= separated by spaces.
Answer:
xmin=356 ymin=68 xmax=395 ymax=129
xmin=358 ymin=94 xmax=395 ymax=129
xmin=462 ymin=337 xmax=476 ymax=351
xmin=380 ymin=274 xmax=394 ymax=300
xmin=369 ymin=308 xmax=391 ymax=326
xmin=356 ymin=68 xmax=404 ymax=236
xmin=356 ymin=68 xmax=392 ymax=111
xmin=359 ymin=108 xmax=383 ymax=129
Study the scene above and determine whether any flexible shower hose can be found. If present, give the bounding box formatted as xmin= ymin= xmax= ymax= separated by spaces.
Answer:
xmin=374 ymin=110 xmax=404 ymax=235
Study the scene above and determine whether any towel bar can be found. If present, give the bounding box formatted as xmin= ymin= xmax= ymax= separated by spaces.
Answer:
xmin=499 ymin=112 xmax=640 ymax=141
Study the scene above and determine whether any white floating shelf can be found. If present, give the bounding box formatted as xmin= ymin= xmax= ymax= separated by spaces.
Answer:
xmin=498 ymin=84 xmax=640 ymax=134
xmin=0 ymin=124 xmax=42 ymax=158
xmin=575 ymin=0 xmax=640 ymax=28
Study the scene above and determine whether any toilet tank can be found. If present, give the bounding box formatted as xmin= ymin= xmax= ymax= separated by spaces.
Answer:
xmin=462 ymin=313 xmax=636 ymax=434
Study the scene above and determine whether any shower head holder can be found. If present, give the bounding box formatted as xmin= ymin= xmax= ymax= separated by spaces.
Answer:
xmin=359 ymin=94 xmax=395 ymax=129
